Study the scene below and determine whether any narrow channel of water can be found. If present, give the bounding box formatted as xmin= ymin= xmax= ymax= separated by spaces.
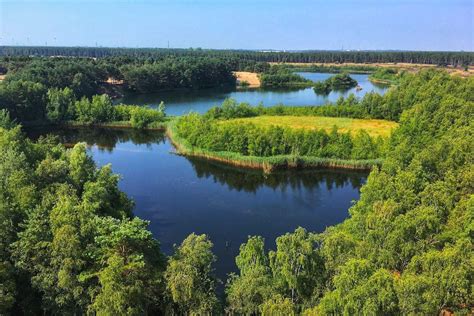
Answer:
xmin=26 ymin=127 xmax=368 ymax=281
xmin=118 ymin=72 xmax=389 ymax=116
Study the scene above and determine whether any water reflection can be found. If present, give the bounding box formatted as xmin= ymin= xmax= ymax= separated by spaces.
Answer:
xmin=27 ymin=126 xmax=367 ymax=194
xmin=189 ymin=157 xmax=366 ymax=194
xmin=26 ymin=126 xmax=166 ymax=152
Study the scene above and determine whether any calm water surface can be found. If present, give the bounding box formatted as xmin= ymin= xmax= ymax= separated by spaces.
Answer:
xmin=119 ymin=72 xmax=388 ymax=116
xmin=27 ymin=127 xmax=368 ymax=281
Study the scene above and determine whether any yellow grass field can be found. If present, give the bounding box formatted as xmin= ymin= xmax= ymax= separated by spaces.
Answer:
xmin=226 ymin=115 xmax=399 ymax=137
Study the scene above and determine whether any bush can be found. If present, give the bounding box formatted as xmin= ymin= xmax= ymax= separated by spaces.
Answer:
xmin=328 ymin=73 xmax=358 ymax=90
xmin=205 ymin=99 xmax=257 ymax=120
xmin=313 ymin=81 xmax=331 ymax=95
xmin=75 ymin=94 xmax=115 ymax=124
xmin=130 ymin=106 xmax=164 ymax=129
xmin=0 ymin=109 xmax=16 ymax=129
xmin=46 ymin=87 xmax=76 ymax=122
xmin=107 ymin=103 xmax=165 ymax=128
xmin=114 ymin=104 xmax=133 ymax=121
xmin=369 ymin=68 xmax=400 ymax=83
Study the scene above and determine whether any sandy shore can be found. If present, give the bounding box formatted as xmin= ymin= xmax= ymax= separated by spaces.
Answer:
xmin=234 ymin=71 xmax=261 ymax=87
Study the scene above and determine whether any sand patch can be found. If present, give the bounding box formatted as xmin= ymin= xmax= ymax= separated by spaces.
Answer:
xmin=234 ymin=71 xmax=260 ymax=87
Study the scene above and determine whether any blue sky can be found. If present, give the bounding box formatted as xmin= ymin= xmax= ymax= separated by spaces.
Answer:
xmin=0 ymin=0 xmax=472 ymax=51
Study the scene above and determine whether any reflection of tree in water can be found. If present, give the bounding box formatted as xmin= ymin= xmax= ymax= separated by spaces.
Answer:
xmin=25 ymin=127 xmax=368 ymax=193
xmin=26 ymin=127 xmax=166 ymax=152
xmin=188 ymin=158 xmax=368 ymax=194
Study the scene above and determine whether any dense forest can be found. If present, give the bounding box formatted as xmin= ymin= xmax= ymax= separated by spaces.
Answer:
xmin=121 ymin=57 xmax=236 ymax=93
xmin=0 ymin=66 xmax=472 ymax=314
xmin=1 ymin=46 xmax=473 ymax=66
xmin=0 ymin=56 xmax=237 ymax=98
xmin=0 ymin=82 xmax=165 ymax=129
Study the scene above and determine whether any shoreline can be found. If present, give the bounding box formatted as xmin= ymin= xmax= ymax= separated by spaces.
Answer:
xmin=24 ymin=120 xmax=381 ymax=173
xmin=368 ymin=77 xmax=396 ymax=85
xmin=272 ymin=62 xmax=474 ymax=77
xmin=165 ymin=122 xmax=381 ymax=173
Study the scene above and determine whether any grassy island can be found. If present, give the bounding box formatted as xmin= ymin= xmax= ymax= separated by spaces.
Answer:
xmin=167 ymin=119 xmax=383 ymax=173
xmin=165 ymin=97 xmax=394 ymax=172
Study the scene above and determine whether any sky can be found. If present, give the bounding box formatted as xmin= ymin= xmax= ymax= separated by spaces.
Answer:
xmin=0 ymin=0 xmax=473 ymax=51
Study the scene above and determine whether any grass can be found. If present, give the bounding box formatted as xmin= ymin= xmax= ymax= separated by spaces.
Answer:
xmin=224 ymin=115 xmax=398 ymax=138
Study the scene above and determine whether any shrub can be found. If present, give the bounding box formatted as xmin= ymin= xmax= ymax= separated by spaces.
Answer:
xmin=130 ymin=106 xmax=164 ymax=129
xmin=205 ymin=98 xmax=257 ymax=120
xmin=75 ymin=94 xmax=115 ymax=124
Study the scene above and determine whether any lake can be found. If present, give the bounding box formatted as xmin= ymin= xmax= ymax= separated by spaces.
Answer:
xmin=119 ymin=72 xmax=388 ymax=116
xmin=27 ymin=127 xmax=368 ymax=282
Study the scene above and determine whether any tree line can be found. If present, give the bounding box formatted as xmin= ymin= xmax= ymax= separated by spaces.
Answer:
xmin=0 ymin=82 xmax=165 ymax=129
xmin=121 ymin=57 xmax=236 ymax=93
xmin=0 ymin=55 xmax=237 ymax=97
xmin=260 ymin=65 xmax=313 ymax=87
xmin=1 ymin=46 xmax=473 ymax=66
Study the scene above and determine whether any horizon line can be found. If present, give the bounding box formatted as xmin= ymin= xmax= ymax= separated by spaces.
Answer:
xmin=0 ymin=45 xmax=473 ymax=53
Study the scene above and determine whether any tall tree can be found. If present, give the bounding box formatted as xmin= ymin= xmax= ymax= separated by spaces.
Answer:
xmin=269 ymin=227 xmax=324 ymax=305
xmin=46 ymin=87 xmax=76 ymax=122
xmin=165 ymin=233 xmax=218 ymax=315
xmin=226 ymin=236 xmax=273 ymax=314
xmin=91 ymin=217 xmax=165 ymax=315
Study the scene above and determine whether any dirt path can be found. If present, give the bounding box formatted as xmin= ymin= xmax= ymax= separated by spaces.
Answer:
xmin=234 ymin=71 xmax=260 ymax=87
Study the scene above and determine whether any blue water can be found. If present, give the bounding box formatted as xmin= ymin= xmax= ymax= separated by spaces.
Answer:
xmin=119 ymin=72 xmax=388 ymax=116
